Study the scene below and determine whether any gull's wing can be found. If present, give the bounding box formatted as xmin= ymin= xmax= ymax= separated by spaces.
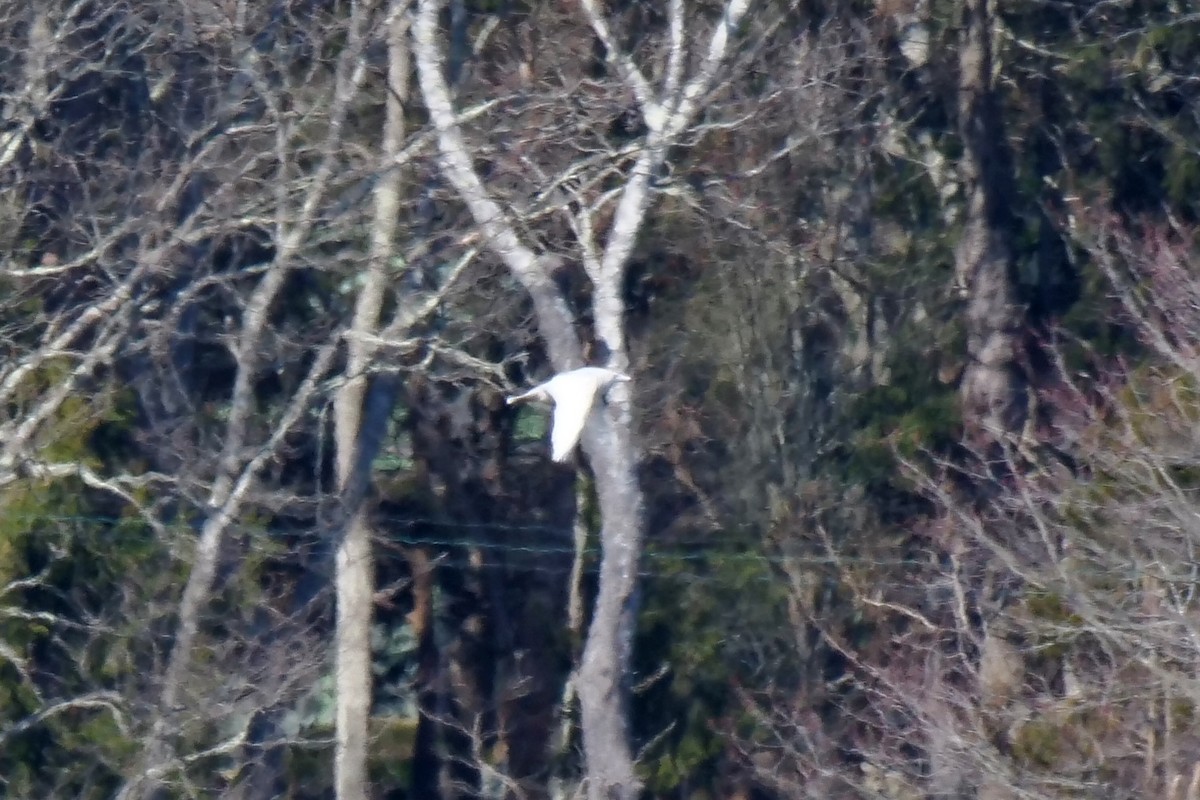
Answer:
xmin=549 ymin=388 xmax=596 ymax=462
xmin=507 ymin=385 xmax=547 ymax=405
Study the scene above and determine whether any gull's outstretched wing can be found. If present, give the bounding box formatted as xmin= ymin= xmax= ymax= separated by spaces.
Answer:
xmin=549 ymin=387 xmax=596 ymax=462
xmin=506 ymin=385 xmax=548 ymax=405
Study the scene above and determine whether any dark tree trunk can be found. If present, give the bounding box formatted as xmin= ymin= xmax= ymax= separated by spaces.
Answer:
xmin=406 ymin=546 xmax=444 ymax=800
xmin=955 ymin=0 xmax=1027 ymax=450
xmin=942 ymin=6 xmax=1033 ymax=797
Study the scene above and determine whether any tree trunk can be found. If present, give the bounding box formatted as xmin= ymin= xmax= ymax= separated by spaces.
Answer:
xmin=111 ymin=6 xmax=376 ymax=794
xmin=412 ymin=1 xmax=752 ymax=795
xmin=404 ymin=545 xmax=442 ymax=800
xmin=955 ymin=0 xmax=1026 ymax=447
xmin=333 ymin=5 xmax=411 ymax=798
xmin=575 ymin=413 xmax=644 ymax=800
xmin=950 ymin=5 xmax=1028 ymax=795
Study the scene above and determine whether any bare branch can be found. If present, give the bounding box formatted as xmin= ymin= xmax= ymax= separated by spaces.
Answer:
xmin=665 ymin=0 xmax=754 ymax=137
xmin=577 ymin=0 xmax=664 ymax=130
xmin=0 ymin=693 xmax=129 ymax=747
xmin=413 ymin=0 xmax=584 ymax=369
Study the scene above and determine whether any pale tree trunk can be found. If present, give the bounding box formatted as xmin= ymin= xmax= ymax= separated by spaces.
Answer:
xmin=955 ymin=0 xmax=1026 ymax=446
xmin=946 ymin=2 xmax=1027 ymax=795
xmin=113 ymin=5 xmax=377 ymax=796
xmin=332 ymin=3 xmax=411 ymax=798
xmin=0 ymin=7 xmax=51 ymax=172
xmin=412 ymin=1 xmax=751 ymax=796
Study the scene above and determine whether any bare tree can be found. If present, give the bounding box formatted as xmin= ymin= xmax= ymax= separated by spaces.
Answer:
xmin=412 ymin=0 xmax=757 ymax=796
xmin=0 ymin=3 xmax=474 ymax=796
xmin=113 ymin=5 xmax=381 ymax=793
xmin=735 ymin=217 xmax=1200 ymax=799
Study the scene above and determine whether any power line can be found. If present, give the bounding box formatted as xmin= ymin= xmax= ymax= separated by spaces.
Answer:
xmin=0 ymin=512 xmax=929 ymax=570
xmin=1 ymin=516 xmax=1159 ymax=591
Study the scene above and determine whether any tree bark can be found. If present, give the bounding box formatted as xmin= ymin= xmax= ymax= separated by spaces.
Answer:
xmin=332 ymin=4 xmax=411 ymax=798
xmin=948 ymin=5 xmax=1028 ymax=795
xmin=412 ymin=1 xmax=751 ymax=795
xmin=955 ymin=0 xmax=1026 ymax=446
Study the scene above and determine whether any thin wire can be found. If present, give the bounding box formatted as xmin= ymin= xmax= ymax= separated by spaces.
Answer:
xmin=0 ymin=513 xmax=929 ymax=569
xmin=16 ymin=515 xmax=1160 ymax=581
xmin=7 ymin=512 xmax=1142 ymax=588
xmin=368 ymin=552 xmax=793 ymax=585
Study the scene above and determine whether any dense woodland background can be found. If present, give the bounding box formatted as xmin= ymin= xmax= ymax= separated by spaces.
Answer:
xmin=4 ymin=0 xmax=1200 ymax=798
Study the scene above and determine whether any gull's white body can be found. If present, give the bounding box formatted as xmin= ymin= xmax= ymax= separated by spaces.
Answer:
xmin=507 ymin=367 xmax=631 ymax=462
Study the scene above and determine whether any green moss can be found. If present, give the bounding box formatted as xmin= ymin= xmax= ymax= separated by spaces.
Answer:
xmin=1011 ymin=718 xmax=1065 ymax=768
xmin=843 ymin=377 xmax=960 ymax=487
xmin=1166 ymin=145 xmax=1200 ymax=211
xmin=368 ymin=715 xmax=418 ymax=787
xmin=1024 ymin=591 xmax=1079 ymax=625
xmin=1170 ymin=697 xmax=1196 ymax=728
xmin=284 ymin=715 xmax=418 ymax=794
